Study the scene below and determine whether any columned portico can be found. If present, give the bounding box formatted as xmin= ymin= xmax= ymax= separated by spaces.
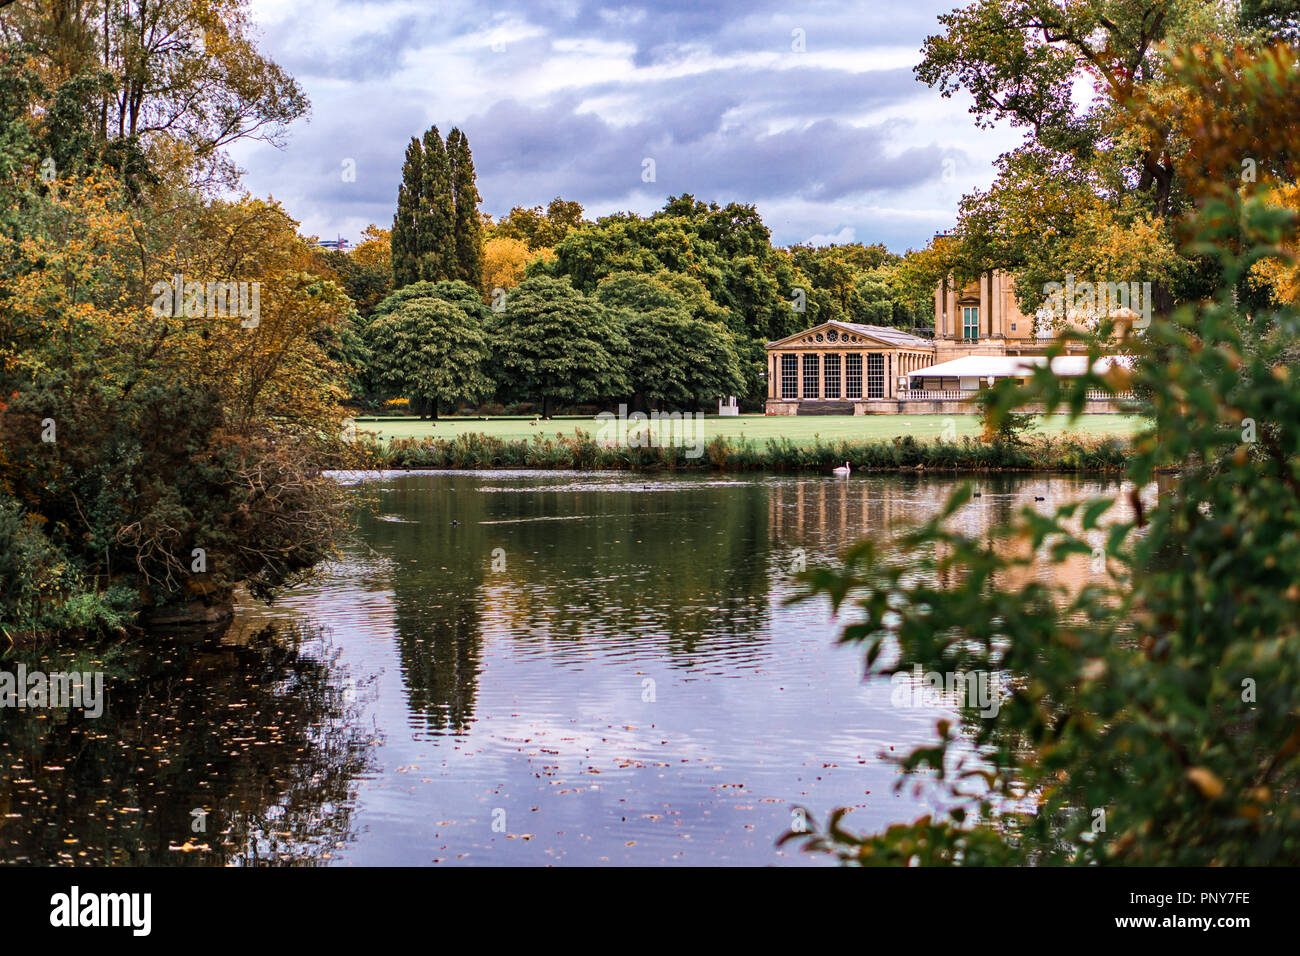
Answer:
xmin=764 ymin=321 xmax=935 ymax=415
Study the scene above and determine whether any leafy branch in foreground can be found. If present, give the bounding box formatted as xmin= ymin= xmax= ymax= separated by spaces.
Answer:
xmin=787 ymin=41 xmax=1300 ymax=865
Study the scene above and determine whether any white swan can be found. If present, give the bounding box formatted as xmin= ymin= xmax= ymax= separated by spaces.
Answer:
xmin=832 ymin=461 xmax=851 ymax=477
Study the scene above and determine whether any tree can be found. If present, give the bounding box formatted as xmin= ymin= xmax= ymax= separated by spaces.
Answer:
xmin=364 ymin=297 xmax=492 ymax=419
xmin=492 ymin=276 xmax=627 ymax=418
xmin=0 ymin=172 xmax=354 ymax=621
xmin=595 ymin=272 xmax=743 ymax=411
xmin=915 ymin=0 xmax=1242 ymax=312
xmin=418 ymin=125 xmax=456 ymax=283
xmin=494 ymin=197 xmax=587 ymax=249
xmin=483 ymin=236 xmax=533 ymax=294
xmin=789 ymin=38 xmax=1300 ymax=867
xmin=390 ymin=125 xmax=481 ymax=289
xmin=391 ymin=137 xmax=423 ymax=287
xmin=315 ymin=224 xmax=392 ymax=318
xmin=536 ymin=196 xmax=823 ymax=402
xmin=446 ymin=127 xmax=484 ymax=290
xmin=0 ymin=0 xmax=308 ymax=190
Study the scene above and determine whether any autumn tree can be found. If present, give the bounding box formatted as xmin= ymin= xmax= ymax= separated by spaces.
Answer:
xmin=483 ymin=236 xmax=533 ymax=295
xmin=0 ymin=0 xmax=308 ymax=191
xmin=0 ymin=22 xmax=352 ymax=633
xmin=494 ymin=197 xmax=587 ymax=250
xmin=915 ymin=0 xmax=1245 ymax=312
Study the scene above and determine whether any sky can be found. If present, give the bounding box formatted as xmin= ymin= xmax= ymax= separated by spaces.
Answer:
xmin=230 ymin=0 xmax=1025 ymax=252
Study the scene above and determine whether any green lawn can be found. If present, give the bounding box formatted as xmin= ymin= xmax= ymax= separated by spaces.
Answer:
xmin=352 ymin=413 xmax=1144 ymax=445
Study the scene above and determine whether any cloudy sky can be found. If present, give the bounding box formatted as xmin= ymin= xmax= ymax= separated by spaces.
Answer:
xmin=231 ymin=0 xmax=1023 ymax=252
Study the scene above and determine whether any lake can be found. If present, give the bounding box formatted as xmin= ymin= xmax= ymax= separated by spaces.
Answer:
xmin=0 ymin=470 xmax=1134 ymax=865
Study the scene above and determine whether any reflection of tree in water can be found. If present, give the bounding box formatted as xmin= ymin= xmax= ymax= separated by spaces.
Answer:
xmin=0 ymin=624 xmax=374 ymax=866
xmin=363 ymin=475 xmax=488 ymax=735
xmin=393 ymin=596 xmax=482 ymax=734
xmin=371 ymin=475 xmax=778 ymax=722
xmin=476 ymin=480 xmax=773 ymax=665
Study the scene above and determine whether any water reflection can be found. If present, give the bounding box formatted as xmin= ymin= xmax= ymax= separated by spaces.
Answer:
xmin=2 ymin=470 xmax=1142 ymax=866
xmin=0 ymin=624 xmax=374 ymax=865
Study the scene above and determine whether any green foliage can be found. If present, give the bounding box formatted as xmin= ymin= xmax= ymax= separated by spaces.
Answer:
xmin=418 ymin=126 xmax=457 ymax=283
xmin=493 ymin=197 xmax=587 ymax=249
xmin=595 ymin=271 xmax=744 ymax=410
xmin=787 ymin=187 xmax=1300 ymax=865
xmin=447 ymin=127 xmax=485 ymax=289
xmin=364 ymin=297 xmax=493 ymax=418
xmin=492 ymin=276 xmax=629 ymax=418
xmin=0 ymin=369 xmax=348 ymax=612
xmin=338 ymin=427 xmax=1127 ymax=474
xmin=391 ymin=136 xmax=424 ymax=287
xmin=391 ymin=125 xmax=485 ymax=290
xmin=318 ymin=247 xmax=391 ymax=317
xmin=537 ymin=195 xmax=821 ymax=401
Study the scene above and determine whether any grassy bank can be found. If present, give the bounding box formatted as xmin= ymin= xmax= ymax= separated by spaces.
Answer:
xmin=351 ymin=412 xmax=1142 ymax=445
xmin=334 ymin=428 xmax=1132 ymax=473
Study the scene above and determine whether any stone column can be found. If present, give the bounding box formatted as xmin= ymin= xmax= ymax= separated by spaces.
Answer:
xmin=934 ymin=281 xmax=944 ymax=338
xmin=980 ymin=270 xmax=991 ymax=340
xmin=992 ymin=272 xmax=1003 ymax=337
xmin=796 ymin=353 xmax=803 ymax=401
xmin=946 ymin=281 xmax=958 ymax=340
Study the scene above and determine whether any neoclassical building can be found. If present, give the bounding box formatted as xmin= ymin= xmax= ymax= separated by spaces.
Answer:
xmin=764 ymin=321 xmax=934 ymax=408
xmin=765 ymin=270 xmax=1125 ymax=414
xmin=933 ymin=270 xmax=1037 ymax=360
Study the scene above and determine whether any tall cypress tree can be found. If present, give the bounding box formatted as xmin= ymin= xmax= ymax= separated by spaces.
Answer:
xmin=447 ymin=127 xmax=485 ymax=290
xmin=390 ymin=136 xmax=423 ymax=288
xmin=419 ymin=126 xmax=456 ymax=283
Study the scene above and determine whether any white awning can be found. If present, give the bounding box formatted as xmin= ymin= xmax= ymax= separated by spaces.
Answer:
xmin=907 ymin=354 xmax=1130 ymax=380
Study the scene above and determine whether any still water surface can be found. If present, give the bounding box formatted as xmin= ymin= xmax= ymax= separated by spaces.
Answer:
xmin=0 ymin=470 xmax=1127 ymax=865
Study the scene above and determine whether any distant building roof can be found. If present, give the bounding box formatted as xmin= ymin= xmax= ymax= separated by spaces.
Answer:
xmin=832 ymin=321 xmax=933 ymax=349
xmin=765 ymin=320 xmax=934 ymax=349
xmin=908 ymin=354 xmax=1131 ymax=379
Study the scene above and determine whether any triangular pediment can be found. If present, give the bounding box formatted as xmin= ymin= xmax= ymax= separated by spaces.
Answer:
xmin=766 ymin=320 xmax=928 ymax=350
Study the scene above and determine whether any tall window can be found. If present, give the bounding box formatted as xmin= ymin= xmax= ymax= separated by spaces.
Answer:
xmin=963 ymin=306 xmax=979 ymax=341
xmin=823 ymin=354 xmax=841 ymax=398
xmin=845 ymin=354 xmax=863 ymax=399
xmin=802 ymin=354 xmax=819 ymax=398
xmin=867 ymin=353 xmax=884 ymax=398
xmin=781 ymin=354 xmax=797 ymax=398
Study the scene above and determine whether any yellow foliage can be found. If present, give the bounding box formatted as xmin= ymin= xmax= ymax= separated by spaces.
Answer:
xmin=1252 ymin=181 xmax=1300 ymax=305
xmin=352 ymin=225 xmax=391 ymax=271
xmin=0 ymin=171 xmax=352 ymax=437
xmin=483 ymin=236 xmax=531 ymax=293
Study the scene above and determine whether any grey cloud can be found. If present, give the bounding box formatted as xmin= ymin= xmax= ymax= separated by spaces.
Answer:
xmin=234 ymin=0 xmax=1000 ymax=249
